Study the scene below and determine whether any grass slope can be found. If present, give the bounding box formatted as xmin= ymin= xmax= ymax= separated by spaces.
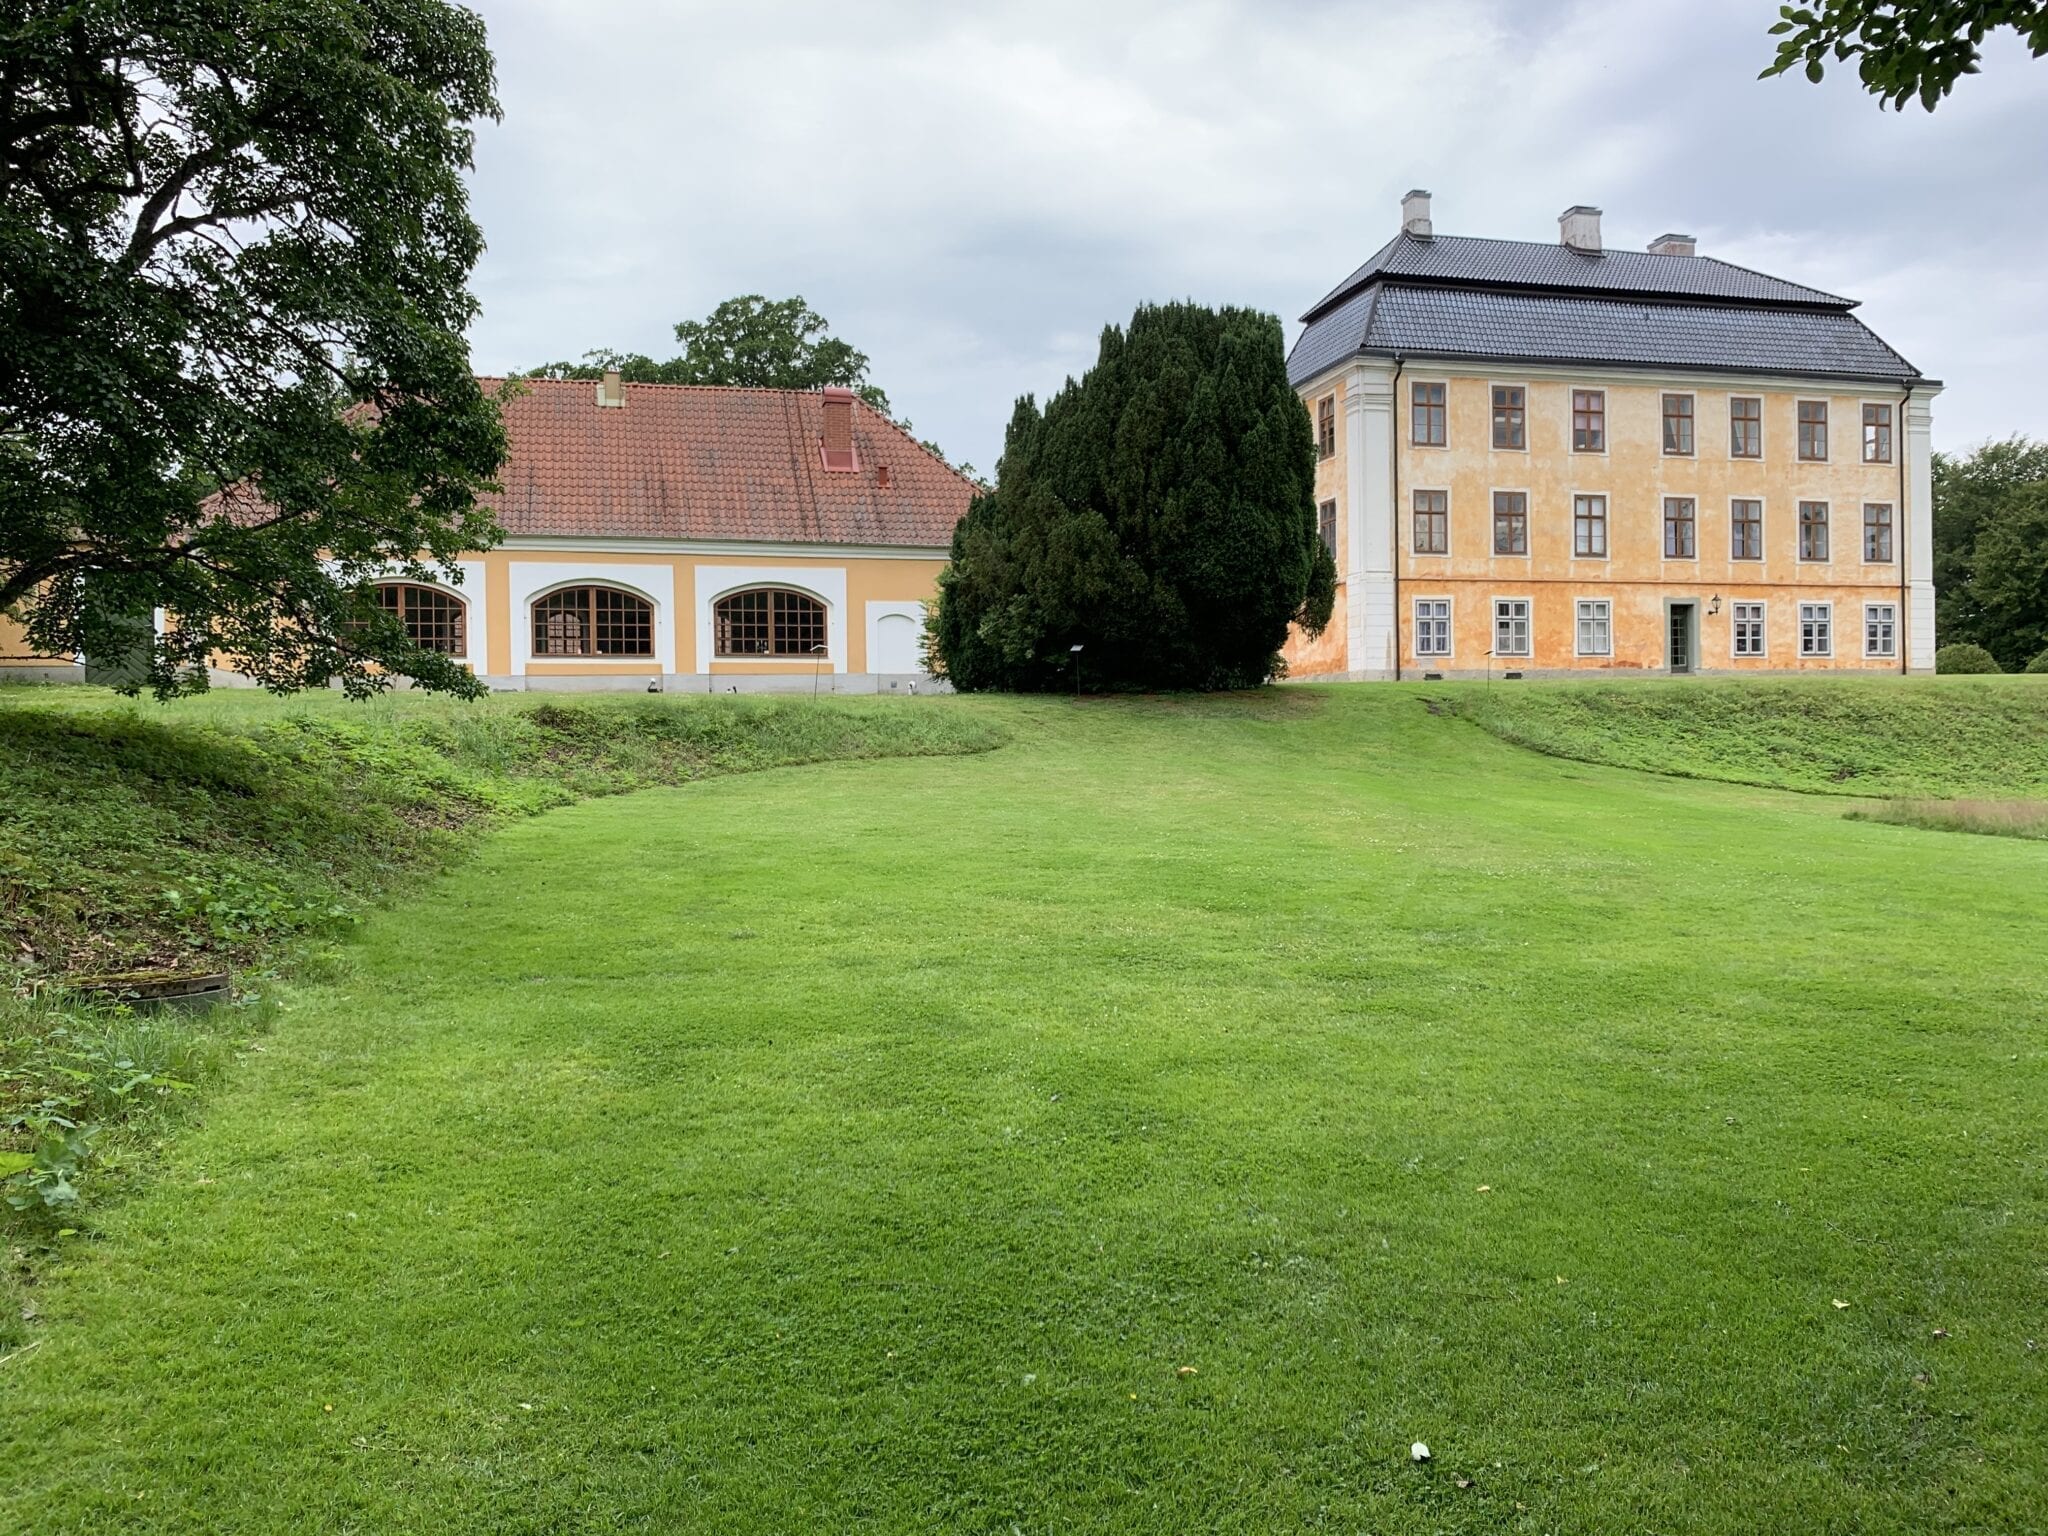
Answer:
xmin=1450 ymin=676 xmax=2048 ymax=798
xmin=0 ymin=685 xmax=1007 ymax=979
xmin=4 ymin=685 xmax=2045 ymax=1534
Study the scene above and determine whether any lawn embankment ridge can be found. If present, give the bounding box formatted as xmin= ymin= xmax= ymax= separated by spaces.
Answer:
xmin=0 ymin=685 xmax=1004 ymax=1221
xmin=1448 ymin=676 xmax=2048 ymax=800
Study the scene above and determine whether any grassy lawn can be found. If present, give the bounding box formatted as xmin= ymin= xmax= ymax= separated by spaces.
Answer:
xmin=4 ymin=684 xmax=2045 ymax=1532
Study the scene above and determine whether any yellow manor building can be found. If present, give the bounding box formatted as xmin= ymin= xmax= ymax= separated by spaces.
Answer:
xmin=425 ymin=377 xmax=973 ymax=693
xmin=1284 ymin=192 xmax=1939 ymax=679
xmin=3 ymin=376 xmax=974 ymax=691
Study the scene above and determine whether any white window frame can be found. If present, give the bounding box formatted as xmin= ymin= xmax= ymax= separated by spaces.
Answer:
xmin=1797 ymin=500 xmax=1831 ymax=564
xmin=1796 ymin=398 xmax=1830 ymax=463
xmin=1729 ymin=394 xmax=1765 ymax=460
xmin=1731 ymin=600 xmax=1767 ymax=659
xmin=1860 ymin=399 xmax=1894 ymax=465
xmin=1729 ymin=496 xmax=1766 ymax=563
xmin=1493 ymin=596 xmax=1533 ymax=659
xmin=1413 ymin=596 xmax=1453 ymax=659
xmin=1409 ymin=378 xmax=1449 ymax=448
xmin=1489 ymin=382 xmax=1529 ymax=453
xmin=1490 ymin=487 xmax=1531 ymax=558
xmin=1411 ymin=487 xmax=1450 ymax=556
xmin=1571 ymin=492 xmax=1608 ymax=560
xmin=1799 ymin=601 xmax=1833 ymax=658
xmin=1661 ymin=391 xmax=1697 ymax=457
xmin=1574 ymin=598 xmax=1612 ymax=657
xmin=1570 ymin=388 xmax=1608 ymax=456
xmin=1864 ymin=602 xmax=1897 ymax=659
xmin=1662 ymin=496 xmax=1699 ymax=561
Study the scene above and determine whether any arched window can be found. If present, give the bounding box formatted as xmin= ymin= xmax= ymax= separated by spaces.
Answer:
xmin=714 ymin=588 xmax=827 ymax=657
xmin=375 ymin=583 xmax=466 ymax=654
xmin=532 ymin=585 xmax=654 ymax=657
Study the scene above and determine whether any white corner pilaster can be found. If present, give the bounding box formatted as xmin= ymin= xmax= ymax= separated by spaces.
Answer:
xmin=1905 ymin=384 xmax=1940 ymax=674
xmin=1346 ymin=362 xmax=1398 ymax=679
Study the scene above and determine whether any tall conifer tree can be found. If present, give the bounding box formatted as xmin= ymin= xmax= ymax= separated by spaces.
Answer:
xmin=934 ymin=303 xmax=1334 ymax=691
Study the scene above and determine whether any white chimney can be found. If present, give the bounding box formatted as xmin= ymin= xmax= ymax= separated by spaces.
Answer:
xmin=596 ymin=368 xmax=625 ymax=408
xmin=1648 ymin=232 xmax=1697 ymax=257
xmin=1401 ymin=188 xmax=1432 ymax=239
xmin=1559 ymin=205 xmax=1603 ymax=254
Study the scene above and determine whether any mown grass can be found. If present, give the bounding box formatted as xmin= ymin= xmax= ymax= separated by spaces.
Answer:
xmin=1449 ymin=675 xmax=2048 ymax=798
xmin=3 ymin=683 xmax=2044 ymax=1534
xmin=0 ymin=683 xmax=1004 ymax=1251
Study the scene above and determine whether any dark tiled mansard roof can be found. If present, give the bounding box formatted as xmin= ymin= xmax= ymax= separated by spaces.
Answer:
xmin=1288 ymin=230 xmax=1923 ymax=388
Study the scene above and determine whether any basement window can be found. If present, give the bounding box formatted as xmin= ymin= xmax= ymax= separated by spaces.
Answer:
xmin=1493 ymin=598 xmax=1531 ymax=657
xmin=1800 ymin=602 xmax=1832 ymax=657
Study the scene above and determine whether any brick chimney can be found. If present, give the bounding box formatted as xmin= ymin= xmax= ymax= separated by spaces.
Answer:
xmin=1648 ymin=232 xmax=1697 ymax=256
xmin=820 ymin=386 xmax=856 ymax=472
xmin=1558 ymin=205 xmax=1603 ymax=254
xmin=596 ymin=367 xmax=625 ymax=408
xmin=1401 ymin=188 xmax=1432 ymax=239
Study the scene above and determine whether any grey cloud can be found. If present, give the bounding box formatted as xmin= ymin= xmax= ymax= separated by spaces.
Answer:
xmin=464 ymin=0 xmax=2048 ymax=471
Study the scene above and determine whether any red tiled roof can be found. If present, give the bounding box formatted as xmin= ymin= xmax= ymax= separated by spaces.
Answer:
xmin=480 ymin=378 xmax=975 ymax=547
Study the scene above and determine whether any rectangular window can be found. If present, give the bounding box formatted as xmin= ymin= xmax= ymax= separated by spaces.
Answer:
xmin=1663 ymin=497 xmax=1697 ymax=559
xmin=1573 ymin=494 xmax=1608 ymax=557
xmin=1730 ymin=498 xmax=1763 ymax=560
xmin=1411 ymin=381 xmax=1446 ymax=446
xmin=1662 ymin=393 xmax=1695 ymax=456
xmin=1800 ymin=601 xmax=1832 ymax=657
xmin=1730 ymin=396 xmax=1762 ymax=458
xmin=1798 ymin=399 xmax=1829 ymax=461
xmin=1491 ymin=385 xmax=1525 ymax=449
xmin=1733 ymin=601 xmax=1766 ymax=657
xmin=1317 ymin=395 xmax=1337 ymax=460
xmin=1318 ymin=499 xmax=1337 ymax=559
xmin=1863 ymin=402 xmax=1893 ymax=463
xmin=1494 ymin=598 xmax=1531 ymax=657
xmin=1414 ymin=598 xmax=1452 ymax=657
xmin=1492 ymin=491 xmax=1528 ymax=555
xmin=1799 ymin=500 xmax=1830 ymax=561
xmin=1575 ymin=599 xmax=1612 ymax=656
xmin=1865 ymin=603 xmax=1897 ymax=658
xmin=1412 ymin=489 xmax=1448 ymax=555
xmin=1572 ymin=389 xmax=1605 ymax=452
xmin=1863 ymin=502 xmax=1894 ymax=562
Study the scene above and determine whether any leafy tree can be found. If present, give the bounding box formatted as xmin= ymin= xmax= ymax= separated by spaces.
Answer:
xmin=1763 ymin=1 xmax=2048 ymax=109
xmin=1933 ymin=436 xmax=2048 ymax=665
xmin=1969 ymin=482 xmax=2048 ymax=670
xmin=0 ymin=1 xmax=508 ymax=699
xmin=933 ymin=302 xmax=1334 ymax=692
xmin=525 ymin=295 xmax=891 ymax=415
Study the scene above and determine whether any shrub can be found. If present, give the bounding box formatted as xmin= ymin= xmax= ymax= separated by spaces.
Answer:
xmin=1936 ymin=643 xmax=2002 ymax=675
xmin=2026 ymin=649 xmax=2048 ymax=675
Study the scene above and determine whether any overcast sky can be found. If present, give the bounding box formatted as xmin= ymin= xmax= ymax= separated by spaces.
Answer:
xmin=462 ymin=0 xmax=2048 ymax=473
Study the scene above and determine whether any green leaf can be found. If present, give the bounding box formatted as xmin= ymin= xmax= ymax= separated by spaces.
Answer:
xmin=0 ymin=1151 xmax=33 ymax=1180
